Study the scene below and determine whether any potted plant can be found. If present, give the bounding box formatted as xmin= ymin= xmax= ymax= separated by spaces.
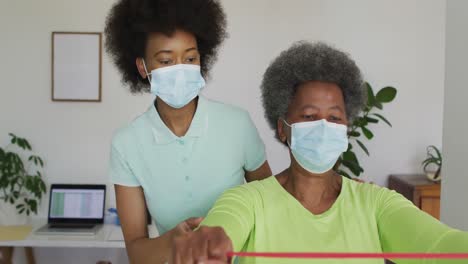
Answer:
xmin=0 ymin=133 xmax=46 ymax=225
xmin=421 ymin=145 xmax=442 ymax=182
xmin=335 ymin=82 xmax=397 ymax=179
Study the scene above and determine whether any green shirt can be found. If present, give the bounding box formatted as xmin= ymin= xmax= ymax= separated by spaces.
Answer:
xmin=202 ymin=176 xmax=468 ymax=264
xmin=109 ymin=96 xmax=266 ymax=234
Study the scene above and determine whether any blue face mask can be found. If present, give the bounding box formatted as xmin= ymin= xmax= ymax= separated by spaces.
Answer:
xmin=283 ymin=119 xmax=348 ymax=174
xmin=143 ymin=61 xmax=206 ymax=109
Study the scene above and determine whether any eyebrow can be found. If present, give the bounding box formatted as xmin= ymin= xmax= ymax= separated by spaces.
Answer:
xmin=301 ymin=105 xmax=320 ymax=111
xmin=153 ymin=47 xmax=198 ymax=57
xmin=329 ymin=106 xmax=344 ymax=112
xmin=300 ymin=105 xmax=344 ymax=112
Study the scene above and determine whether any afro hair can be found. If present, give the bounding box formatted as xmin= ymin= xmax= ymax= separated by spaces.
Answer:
xmin=104 ymin=0 xmax=228 ymax=93
xmin=261 ymin=41 xmax=366 ymax=142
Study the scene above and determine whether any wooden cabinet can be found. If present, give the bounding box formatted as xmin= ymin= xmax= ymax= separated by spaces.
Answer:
xmin=388 ymin=174 xmax=441 ymax=219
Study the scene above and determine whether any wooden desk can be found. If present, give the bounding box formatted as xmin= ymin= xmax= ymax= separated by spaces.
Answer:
xmin=388 ymin=174 xmax=441 ymax=219
xmin=0 ymin=219 xmax=126 ymax=264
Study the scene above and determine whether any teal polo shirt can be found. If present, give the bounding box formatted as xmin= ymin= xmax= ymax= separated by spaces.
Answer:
xmin=109 ymin=96 xmax=266 ymax=234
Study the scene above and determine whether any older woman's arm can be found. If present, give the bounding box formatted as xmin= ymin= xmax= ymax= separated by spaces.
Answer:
xmin=170 ymin=185 xmax=256 ymax=263
xmin=200 ymin=184 xmax=256 ymax=251
xmin=376 ymin=188 xmax=468 ymax=264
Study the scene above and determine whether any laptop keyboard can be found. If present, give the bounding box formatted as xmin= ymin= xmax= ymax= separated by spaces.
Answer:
xmin=49 ymin=224 xmax=95 ymax=229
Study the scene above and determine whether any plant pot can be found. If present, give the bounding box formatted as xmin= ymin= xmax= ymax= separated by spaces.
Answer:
xmin=0 ymin=202 xmax=29 ymax=226
xmin=425 ymin=171 xmax=441 ymax=182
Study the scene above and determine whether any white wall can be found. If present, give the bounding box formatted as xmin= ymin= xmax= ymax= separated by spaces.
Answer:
xmin=206 ymin=0 xmax=446 ymax=186
xmin=0 ymin=0 xmax=149 ymax=263
xmin=441 ymin=0 xmax=468 ymax=231
xmin=0 ymin=0 xmax=446 ymax=263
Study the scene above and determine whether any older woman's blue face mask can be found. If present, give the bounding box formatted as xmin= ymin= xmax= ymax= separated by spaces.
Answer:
xmin=278 ymin=81 xmax=349 ymax=174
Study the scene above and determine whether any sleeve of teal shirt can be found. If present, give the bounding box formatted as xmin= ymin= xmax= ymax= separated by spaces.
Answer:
xmin=376 ymin=187 xmax=468 ymax=264
xmin=109 ymin=139 xmax=140 ymax=187
xmin=201 ymin=185 xmax=255 ymax=252
xmin=241 ymin=112 xmax=266 ymax=172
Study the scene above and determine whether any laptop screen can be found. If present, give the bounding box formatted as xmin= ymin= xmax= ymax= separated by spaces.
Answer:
xmin=48 ymin=184 xmax=106 ymax=224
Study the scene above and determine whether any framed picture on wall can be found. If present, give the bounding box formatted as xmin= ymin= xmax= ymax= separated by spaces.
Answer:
xmin=51 ymin=32 xmax=102 ymax=102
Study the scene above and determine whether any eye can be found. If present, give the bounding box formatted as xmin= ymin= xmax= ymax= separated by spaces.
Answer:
xmin=159 ymin=59 xmax=173 ymax=65
xmin=185 ymin=57 xmax=198 ymax=63
xmin=329 ymin=116 xmax=342 ymax=121
xmin=301 ymin=114 xmax=316 ymax=120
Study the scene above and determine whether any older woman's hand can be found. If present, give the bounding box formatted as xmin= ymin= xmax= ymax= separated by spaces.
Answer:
xmin=170 ymin=226 xmax=233 ymax=264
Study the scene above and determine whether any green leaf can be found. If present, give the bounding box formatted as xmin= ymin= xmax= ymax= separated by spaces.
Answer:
xmin=29 ymin=200 xmax=37 ymax=213
xmin=366 ymin=82 xmax=376 ymax=108
xmin=18 ymin=208 xmax=25 ymax=214
xmin=365 ymin=117 xmax=379 ymax=124
xmin=341 ymin=150 xmax=364 ymax=177
xmin=341 ymin=160 xmax=363 ymax=177
xmin=356 ymin=140 xmax=370 ymax=156
xmin=374 ymin=101 xmax=383 ymax=110
xmin=0 ymin=147 xmax=5 ymax=159
xmin=40 ymin=181 xmax=46 ymax=193
xmin=337 ymin=169 xmax=352 ymax=179
xmin=371 ymin=113 xmax=392 ymax=127
xmin=23 ymin=139 xmax=32 ymax=151
xmin=428 ymin=145 xmax=442 ymax=160
xmin=343 ymin=150 xmax=359 ymax=163
xmin=376 ymin=86 xmax=397 ymax=103
xmin=17 ymin=139 xmax=26 ymax=150
xmin=38 ymin=157 xmax=44 ymax=167
xmin=348 ymin=131 xmax=361 ymax=137
xmin=361 ymin=127 xmax=374 ymax=140
xmin=16 ymin=204 xmax=24 ymax=209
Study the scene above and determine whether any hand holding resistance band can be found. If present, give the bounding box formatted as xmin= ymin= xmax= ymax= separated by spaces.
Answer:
xmin=170 ymin=226 xmax=233 ymax=264
xmin=169 ymin=226 xmax=468 ymax=264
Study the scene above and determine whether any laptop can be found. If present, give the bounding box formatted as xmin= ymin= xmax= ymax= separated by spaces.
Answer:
xmin=35 ymin=184 xmax=106 ymax=236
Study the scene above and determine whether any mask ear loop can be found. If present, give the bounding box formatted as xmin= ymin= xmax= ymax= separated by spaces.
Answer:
xmin=142 ymin=59 xmax=152 ymax=84
xmin=281 ymin=119 xmax=292 ymax=147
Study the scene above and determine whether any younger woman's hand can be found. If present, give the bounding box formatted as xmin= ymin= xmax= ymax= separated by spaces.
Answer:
xmin=172 ymin=217 xmax=204 ymax=238
xmin=170 ymin=226 xmax=233 ymax=264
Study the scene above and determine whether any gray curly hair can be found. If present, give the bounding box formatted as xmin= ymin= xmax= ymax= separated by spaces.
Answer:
xmin=261 ymin=41 xmax=366 ymax=141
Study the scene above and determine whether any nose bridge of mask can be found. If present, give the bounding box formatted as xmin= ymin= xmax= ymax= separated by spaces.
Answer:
xmin=174 ymin=69 xmax=186 ymax=100
xmin=292 ymin=119 xmax=345 ymax=163
xmin=289 ymin=119 xmax=348 ymax=174
xmin=152 ymin=65 xmax=185 ymax=93
xmin=148 ymin=64 xmax=205 ymax=109
xmin=291 ymin=119 xmax=325 ymax=148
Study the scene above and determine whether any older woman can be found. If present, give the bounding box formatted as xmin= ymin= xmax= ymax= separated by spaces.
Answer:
xmin=170 ymin=42 xmax=468 ymax=264
xmin=105 ymin=0 xmax=271 ymax=263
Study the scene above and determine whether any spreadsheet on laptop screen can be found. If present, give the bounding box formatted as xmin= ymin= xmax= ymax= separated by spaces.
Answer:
xmin=50 ymin=189 xmax=105 ymax=219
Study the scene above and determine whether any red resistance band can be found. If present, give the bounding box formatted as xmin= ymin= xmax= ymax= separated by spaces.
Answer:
xmin=227 ymin=252 xmax=468 ymax=260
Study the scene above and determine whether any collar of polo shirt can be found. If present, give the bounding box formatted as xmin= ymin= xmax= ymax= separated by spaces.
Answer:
xmin=148 ymin=96 xmax=208 ymax=145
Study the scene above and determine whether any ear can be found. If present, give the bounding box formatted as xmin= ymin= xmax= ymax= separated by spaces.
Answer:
xmin=277 ymin=118 xmax=288 ymax=143
xmin=135 ymin=57 xmax=148 ymax=79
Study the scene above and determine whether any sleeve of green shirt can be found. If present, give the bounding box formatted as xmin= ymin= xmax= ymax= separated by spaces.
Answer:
xmin=376 ymin=188 xmax=468 ymax=264
xmin=201 ymin=185 xmax=256 ymax=252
